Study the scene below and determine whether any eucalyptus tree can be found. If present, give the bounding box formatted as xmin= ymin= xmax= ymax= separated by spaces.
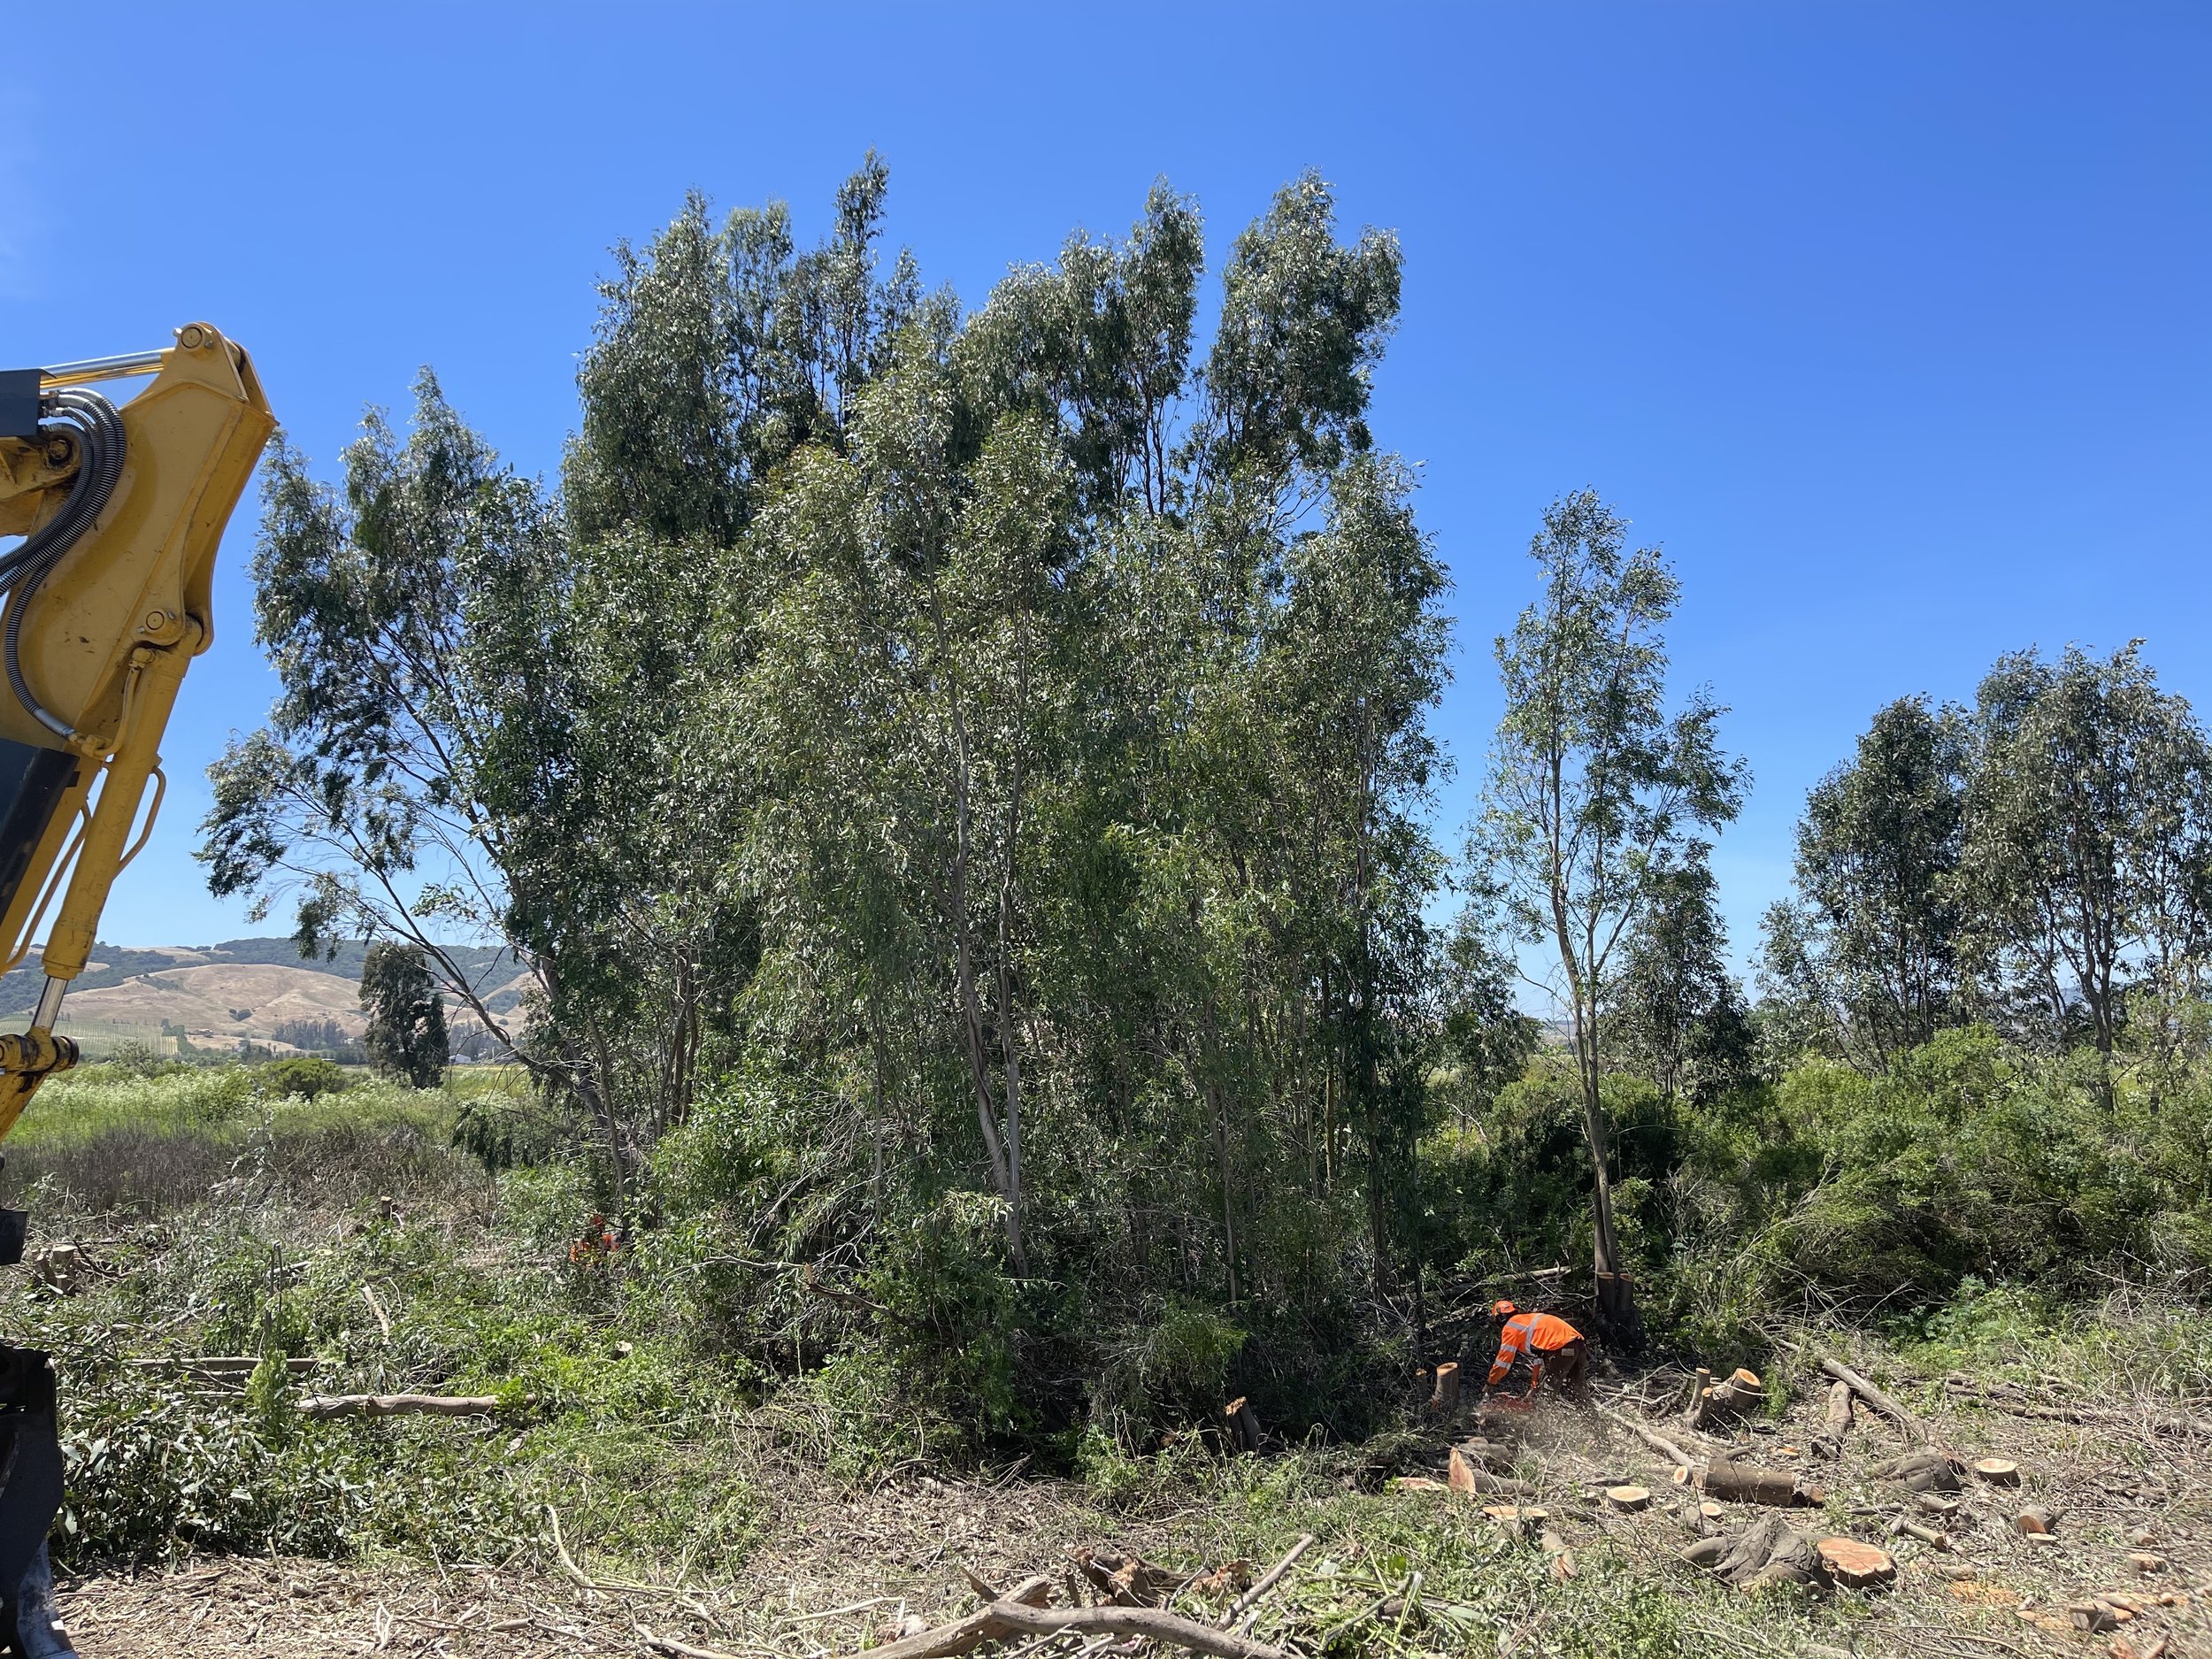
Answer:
xmin=359 ymin=940 xmax=449 ymax=1087
xmin=1958 ymin=643 xmax=2212 ymax=1056
xmin=1760 ymin=695 xmax=1970 ymax=1068
xmin=1471 ymin=490 xmax=1745 ymax=1336
xmin=1609 ymin=845 xmax=1752 ymax=1105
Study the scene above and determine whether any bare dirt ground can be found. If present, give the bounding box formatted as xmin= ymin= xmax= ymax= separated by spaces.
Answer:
xmin=51 ymin=1380 xmax=2212 ymax=1659
xmin=51 ymin=1359 xmax=2212 ymax=1659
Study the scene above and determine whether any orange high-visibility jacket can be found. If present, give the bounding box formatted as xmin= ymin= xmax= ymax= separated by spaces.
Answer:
xmin=1486 ymin=1311 xmax=1583 ymax=1386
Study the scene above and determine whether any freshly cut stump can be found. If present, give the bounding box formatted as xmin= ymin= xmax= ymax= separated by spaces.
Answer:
xmin=1607 ymin=1486 xmax=1653 ymax=1512
xmin=2015 ymin=1508 xmax=2054 ymax=1536
xmin=1390 ymin=1476 xmax=1447 ymax=1493
xmin=1973 ymin=1457 xmax=2020 ymax=1486
xmin=1818 ymin=1537 xmax=1897 ymax=1590
xmin=1700 ymin=1502 xmax=1725 ymax=1522
xmin=1448 ymin=1447 xmax=1479 ymax=1496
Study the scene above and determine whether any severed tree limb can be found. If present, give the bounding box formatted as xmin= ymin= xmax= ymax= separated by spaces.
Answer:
xmin=1597 ymin=1403 xmax=1694 ymax=1471
xmin=296 ymin=1393 xmax=501 ymax=1419
xmin=637 ymin=1629 xmax=744 ymax=1659
xmin=1941 ymin=1379 xmax=2210 ymax=1440
xmin=1220 ymin=1533 xmax=1313 ymax=1628
xmin=841 ymin=1599 xmax=1286 ymax=1659
xmin=1818 ymin=1357 xmax=1921 ymax=1440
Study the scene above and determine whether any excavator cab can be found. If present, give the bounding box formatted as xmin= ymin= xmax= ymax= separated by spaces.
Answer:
xmin=0 ymin=327 xmax=273 ymax=1654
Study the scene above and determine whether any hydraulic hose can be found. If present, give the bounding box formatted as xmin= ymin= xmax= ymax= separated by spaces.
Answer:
xmin=1 ymin=388 xmax=126 ymax=741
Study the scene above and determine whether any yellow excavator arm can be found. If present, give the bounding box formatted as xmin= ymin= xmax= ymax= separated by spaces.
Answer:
xmin=0 ymin=325 xmax=272 ymax=1649
xmin=0 ymin=326 xmax=274 ymax=1130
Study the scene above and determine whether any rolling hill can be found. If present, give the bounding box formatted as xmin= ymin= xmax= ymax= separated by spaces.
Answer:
xmin=0 ymin=939 xmax=525 ymax=1056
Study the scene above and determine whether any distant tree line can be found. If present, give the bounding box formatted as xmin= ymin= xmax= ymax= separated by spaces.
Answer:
xmin=1761 ymin=645 xmax=2211 ymax=1075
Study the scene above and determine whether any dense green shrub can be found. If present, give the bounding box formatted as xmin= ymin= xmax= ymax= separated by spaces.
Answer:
xmin=260 ymin=1056 xmax=349 ymax=1099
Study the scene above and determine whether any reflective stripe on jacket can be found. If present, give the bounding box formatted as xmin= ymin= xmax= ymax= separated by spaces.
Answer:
xmin=1486 ymin=1310 xmax=1583 ymax=1385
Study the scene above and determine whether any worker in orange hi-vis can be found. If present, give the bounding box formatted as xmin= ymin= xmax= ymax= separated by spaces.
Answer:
xmin=1484 ymin=1300 xmax=1590 ymax=1407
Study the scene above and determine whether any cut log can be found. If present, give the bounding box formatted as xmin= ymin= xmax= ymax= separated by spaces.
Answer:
xmin=1817 ymin=1538 xmax=1896 ymax=1590
xmin=1874 ymin=1449 xmax=1960 ymax=1493
xmin=1701 ymin=1462 xmax=1810 ymax=1508
xmin=295 ymin=1393 xmax=501 ymax=1419
xmin=1429 ymin=1362 xmax=1461 ymax=1417
xmin=1972 ymin=1457 xmax=2020 ymax=1486
xmin=1606 ymin=1486 xmax=1653 ymax=1512
xmin=1682 ymin=1537 xmax=1727 ymax=1567
xmin=1818 ymin=1356 xmax=1920 ymax=1439
xmin=1448 ymin=1448 xmax=1535 ymax=1496
xmin=1223 ymin=1397 xmax=1263 ymax=1453
xmin=1455 ymin=1438 xmax=1513 ymax=1473
xmin=1824 ymin=1379 xmax=1854 ymax=1438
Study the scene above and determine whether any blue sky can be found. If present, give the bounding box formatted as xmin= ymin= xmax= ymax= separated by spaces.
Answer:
xmin=4 ymin=3 xmax=2208 ymax=984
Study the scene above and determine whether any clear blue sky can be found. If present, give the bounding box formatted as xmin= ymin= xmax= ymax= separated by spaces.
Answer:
xmin=4 ymin=3 xmax=2207 ymax=979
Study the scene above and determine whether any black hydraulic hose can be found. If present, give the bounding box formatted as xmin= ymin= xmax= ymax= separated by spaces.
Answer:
xmin=2 ymin=388 xmax=126 ymax=739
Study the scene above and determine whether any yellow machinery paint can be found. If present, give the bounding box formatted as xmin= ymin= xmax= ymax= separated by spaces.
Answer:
xmin=0 ymin=325 xmax=273 ymax=1133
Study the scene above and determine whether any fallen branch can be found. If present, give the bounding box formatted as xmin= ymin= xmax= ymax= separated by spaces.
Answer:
xmin=128 ymin=1356 xmax=316 ymax=1375
xmin=1220 ymin=1534 xmax=1312 ymax=1628
xmin=296 ymin=1393 xmax=501 ymax=1419
xmin=638 ymin=1629 xmax=744 ymax=1659
xmin=1818 ymin=1357 xmax=1920 ymax=1440
xmin=361 ymin=1283 xmax=393 ymax=1340
xmin=1597 ymin=1403 xmax=1694 ymax=1471
xmin=840 ymin=1591 xmax=1287 ymax=1659
xmin=1942 ymin=1379 xmax=2211 ymax=1440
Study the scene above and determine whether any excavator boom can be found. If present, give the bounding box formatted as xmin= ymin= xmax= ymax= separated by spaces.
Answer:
xmin=0 ymin=324 xmax=273 ymax=1655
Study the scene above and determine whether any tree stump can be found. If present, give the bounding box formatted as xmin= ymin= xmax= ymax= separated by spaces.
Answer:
xmin=2015 ymin=1508 xmax=2054 ymax=1536
xmin=1223 ymin=1396 xmax=1263 ymax=1453
xmin=1607 ymin=1486 xmax=1653 ymax=1512
xmin=1702 ymin=1368 xmax=1764 ymax=1419
xmin=1430 ymin=1361 xmax=1461 ymax=1417
xmin=1973 ymin=1456 xmax=2020 ymax=1486
xmin=1817 ymin=1537 xmax=1896 ymax=1590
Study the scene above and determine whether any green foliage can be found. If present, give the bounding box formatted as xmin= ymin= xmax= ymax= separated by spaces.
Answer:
xmin=359 ymin=941 xmax=449 ymax=1088
xmin=258 ymin=1056 xmax=349 ymax=1099
xmin=1471 ymin=488 xmax=1747 ymax=1297
xmin=862 ymin=1190 xmax=1019 ymax=1437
